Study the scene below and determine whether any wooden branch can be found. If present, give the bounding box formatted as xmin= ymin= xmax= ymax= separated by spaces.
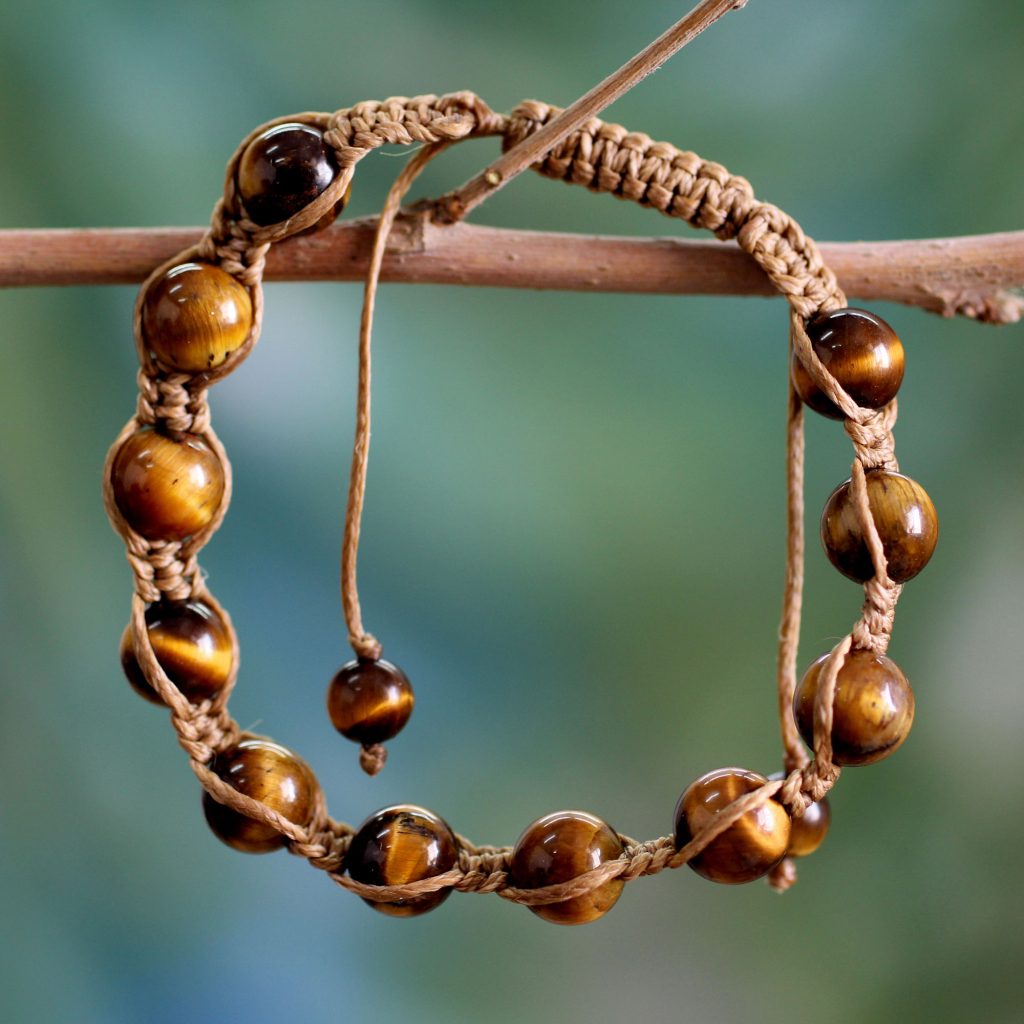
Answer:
xmin=3 ymin=222 xmax=1021 ymax=323
xmin=436 ymin=0 xmax=748 ymax=223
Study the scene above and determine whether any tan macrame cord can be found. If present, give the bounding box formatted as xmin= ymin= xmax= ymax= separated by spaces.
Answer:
xmin=104 ymin=92 xmax=904 ymax=907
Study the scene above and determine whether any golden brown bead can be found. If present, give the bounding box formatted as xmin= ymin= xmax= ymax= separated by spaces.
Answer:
xmin=794 ymin=649 xmax=915 ymax=767
xmin=111 ymin=428 xmax=225 ymax=541
xmin=767 ymin=772 xmax=831 ymax=858
xmin=821 ymin=469 xmax=938 ymax=584
xmin=202 ymin=738 xmax=317 ymax=854
xmin=345 ymin=805 xmax=460 ymax=917
xmin=326 ymin=658 xmax=414 ymax=746
xmin=141 ymin=262 xmax=252 ymax=373
xmin=792 ymin=307 xmax=905 ymax=420
xmin=237 ymin=123 xmax=342 ymax=226
xmin=674 ymin=768 xmax=791 ymax=884
xmin=789 ymin=796 xmax=831 ymax=857
xmin=509 ymin=810 xmax=625 ymax=925
xmin=120 ymin=598 xmax=233 ymax=705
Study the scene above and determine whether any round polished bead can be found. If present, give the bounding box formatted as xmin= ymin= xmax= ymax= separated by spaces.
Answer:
xmin=120 ymin=598 xmax=233 ymax=705
xmin=792 ymin=307 xmax=905 ymax=420
xmin=794 ymin=649 xmax=915 ymax=767
xmin=326 ymin=658 xmax=414 ymax=746
xmin=141 ymin=262 xmax=252 ymax=373
xmin=821 ymin=470 xmax=938 ymax=583
xmin=674 ymin=768 xmax=791 ymax=884
xmin=111 ymin=428 xmax=225 ymax=541
xmin=345 ymin=805 xmax=459 ymax=917
xmin=509 ymin=810 xmax=625 ymax=925
xmin=768 ymin=772 xmax=831 ymax=858
xmin=789 ymin=796 xmax=831 ymax=858
xmin=237 ymin=123 xmax=341 ymax=226
xmin=202 ymin=738 xmax=317 ymax=854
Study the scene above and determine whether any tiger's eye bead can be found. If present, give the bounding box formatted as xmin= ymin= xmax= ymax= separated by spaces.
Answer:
xmin=509 ymin=810 xmax=625 ymax=925
xmin=120 ymin=598 xmax=233 ymax=705
xmin=792 ymin=307 xmax=905 ymax=420
xmin=111 ymin=428 xmax=225 ymax=541
xmin=345 ymin=805 xmax=459 ymax=917
xmin=789 ymin=796 xmax=831 ymax=858
xmin=674 ymin=768 xmax=791 ymax=884
xmin=202 ymin=738 xmax=317 ymax=854
xmin=326 ymin=658 xmax=414 ymax=746
xmin=141 ymin=262 xmax=253 ymax=373
xmin=821 ymin=470 xmax=938 ymax=583
xmin=768 ymin=772 xmax=831 ymax=858
xmin=237 ymin=123 xmax=341 ymax=226
xmin=794 ymin=649 xmax=915 ymax=766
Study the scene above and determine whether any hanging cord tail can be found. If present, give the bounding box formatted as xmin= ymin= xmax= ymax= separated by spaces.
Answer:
xmin=776 ymin=364 xmax=809 ymax=776
xmin=340 ymin=141 xmax=454 ymax=662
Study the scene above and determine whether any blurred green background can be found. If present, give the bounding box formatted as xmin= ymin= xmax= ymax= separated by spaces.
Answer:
xmin=2 ymin=1 xmax=1022 ymax=1021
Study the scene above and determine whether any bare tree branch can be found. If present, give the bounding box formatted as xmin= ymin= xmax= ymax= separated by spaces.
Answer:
xmin=2 ymin=220 xmax=1021 ymax=324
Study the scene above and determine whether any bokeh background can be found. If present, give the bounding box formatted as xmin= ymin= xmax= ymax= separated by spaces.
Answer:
xmin=2 ymin=1 xmax=1023 ymax=1021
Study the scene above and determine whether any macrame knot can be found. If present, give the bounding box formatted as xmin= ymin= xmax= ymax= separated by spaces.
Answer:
xmin=767 ymin=857 xmax=798 ymax=893
xmin=174 ymin=707 xmax=239 ymax=765
xmin=618 ymin=839 xmax=664 ymax=881
xmin=851 ymin=577 xmax=901 ymax=654
xmin=780 ymin=762 xmax=840 ymax=817
xmin=350 ymin=633 xmax=382 ymax=662
xmin=453 ymin=845 xmax=512 ymax=894
xmin=844 ymin=403 xmax=899 ymax=471
xmin=136 ymin=370 xmax=209 ymax=436
xmin=359 ymin=743 xmax=387 ymax=776
xmin=140 ymin=541 xmax=198 ymax=602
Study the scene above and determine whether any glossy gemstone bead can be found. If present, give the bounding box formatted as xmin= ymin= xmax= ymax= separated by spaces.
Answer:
xmin=789 ymin=796 xmax=831 ymax=858
xmin=674 ymin=768 xmax=791 ymax=884
xmin=202 ymin=738 xmax=317 ymax=854
xmin=509 ymin=810 xmax=625 ymax=925
xmin=141 ymin=262 xmax=252 ymax=373
xmin=326 ymin=658 xmax=414 ymax=746
xmin=794 ymin=649 xmax=915 ymax=766
xmin=120 ymin=598 xmax=233 ymax=705
xmin=768 ymin=772 xmax=831 ymax=858
xmin=792 ymin=307 xmax=905 ymax=420
xmin=111 ymin=428 xmax=225 ymax=541
xmin=821 ymin=470 xmax=938 ymax=583
xmin=237 ymin=123 xmax=341 ymax=226
xmin=345 ymin=805 xmax=459 ymax=917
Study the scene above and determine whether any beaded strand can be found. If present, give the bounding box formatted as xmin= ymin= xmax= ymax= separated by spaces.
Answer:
xmin=103 ymin=93 xmax=937 ymax=923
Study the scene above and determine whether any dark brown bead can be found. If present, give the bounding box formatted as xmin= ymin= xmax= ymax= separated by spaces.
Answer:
xmin=674 ymin=768 xmax=791 ymax=884
xmin=345 ymin=805 xmax=459 ymax=917
xmin=509 ymin=810 xmax=625 ymax=925
xmin=792 ymin=307 xmax=905 ymax=420
xmin=111 ymin=428 xmax=225 ymax=541
xmin=794 ymin=649 xmax=915 ymax=767
xmin=141 ymin=262 xmax=252 ymax=373
xmin=120 ymin=598 xmax=233 ymax=705
xmin=821 ymin=470 xmax=938 ymax=584
xmin=326 ymin=659 xmax=413 ymax=746
xmin=202 ymin=738 xmax=317 ymax=854
xmin=237 ymin=123 xmax=341 ymax=226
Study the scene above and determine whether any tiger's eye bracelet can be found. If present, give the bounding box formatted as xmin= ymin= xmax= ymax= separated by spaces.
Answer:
xmin=103 ymin=92 xmax=937 ymax=924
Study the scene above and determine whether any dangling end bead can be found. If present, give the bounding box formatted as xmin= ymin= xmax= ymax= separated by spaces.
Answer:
xmin=327 ymin=657 xmax=414 ymax=749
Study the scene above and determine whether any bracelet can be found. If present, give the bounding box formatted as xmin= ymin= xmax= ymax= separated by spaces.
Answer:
xmin=103 ymin=92 xmax=937 ymax=924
